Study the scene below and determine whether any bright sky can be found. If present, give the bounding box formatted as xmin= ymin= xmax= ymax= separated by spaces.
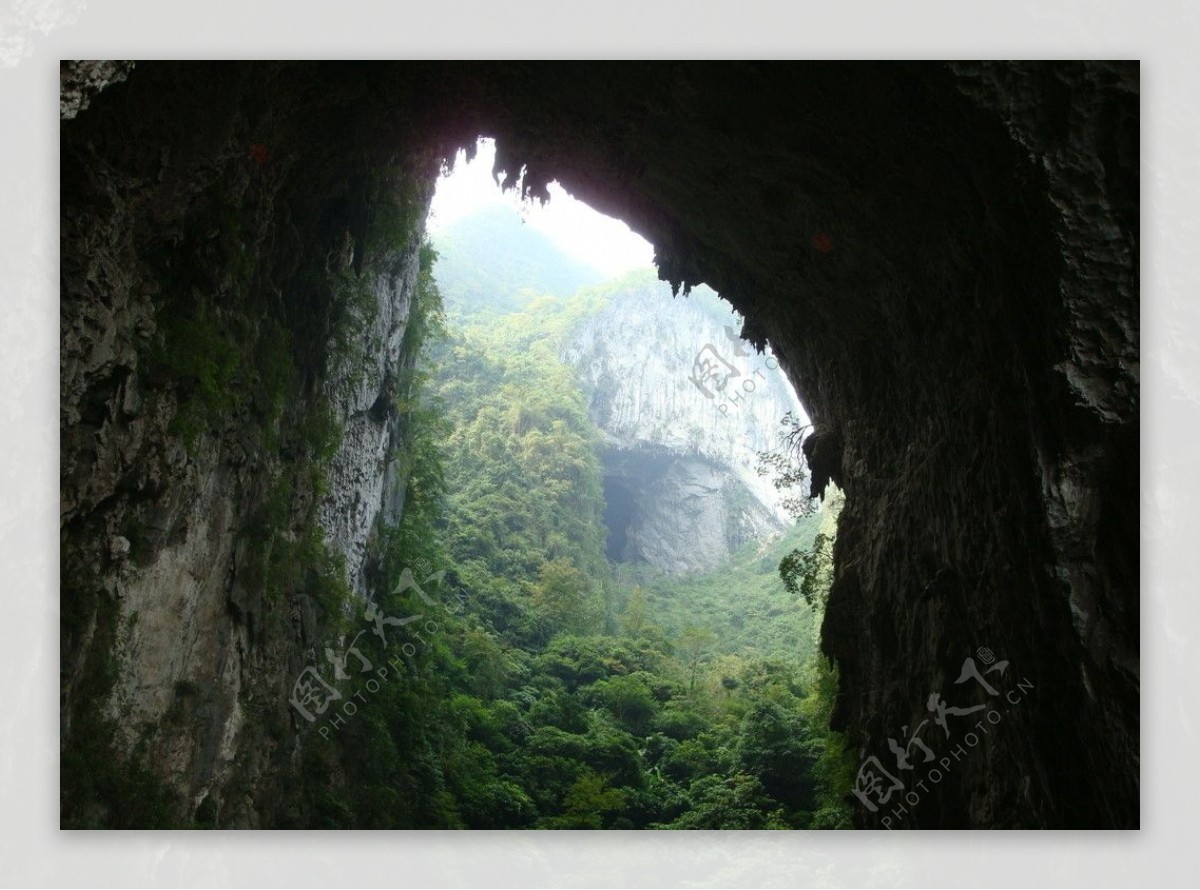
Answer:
xmin=427 ymin=138 xmax=655 ymax=279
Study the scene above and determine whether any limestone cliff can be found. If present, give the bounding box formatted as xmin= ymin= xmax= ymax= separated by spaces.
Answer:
xmin=561 ymin=274 xmax=806 ymax=573
xmin=59 ymin=61 xmax=443 ymax=826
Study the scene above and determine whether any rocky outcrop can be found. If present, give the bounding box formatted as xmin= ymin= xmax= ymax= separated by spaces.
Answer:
xmin=60 ymin=60 xmax=135 ymax=120
xmin=564 ymin=275 xmax=805 ymax=518
xmin=316 ymin=231 xmax=425 ymax=595
xmin=560 ymin=273 xmax=806 ymax=573
xmin=61 ymin=62 xmax=1139 ymax=828
xmin=59 ymin=63 xmax=443 ymax=826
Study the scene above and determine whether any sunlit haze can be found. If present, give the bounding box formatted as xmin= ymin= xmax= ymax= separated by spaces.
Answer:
xmin=428 ymin=139 xmax=655 ymax=279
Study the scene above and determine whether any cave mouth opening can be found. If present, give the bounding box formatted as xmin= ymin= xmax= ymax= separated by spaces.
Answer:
xmin=425 ymin=135 xmax=824 ymax=578
xmin=602 ymin=469 xmax=635 ymax=562
xmin=56 ymin=61 xmax=1140 ymax=832
xmin=415 ymin=132 xmax=845 ymax=823
xmin=428 ymin=137 xmax=655 ymax=283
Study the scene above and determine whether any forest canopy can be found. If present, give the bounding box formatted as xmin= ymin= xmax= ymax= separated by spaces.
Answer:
xmin=280 ymin=217 xmax=853 ymax=829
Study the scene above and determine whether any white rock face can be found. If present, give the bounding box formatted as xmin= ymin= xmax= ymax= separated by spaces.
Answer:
xmin=107 ymin=457 xmax=246 ymax=792
xmin=562 ymin=276 xmax=809 ymax=524
xmin=317 ymin=236 xmax=422 ymax=596
xmin=562 ymin=275 xmax=810 ymax=573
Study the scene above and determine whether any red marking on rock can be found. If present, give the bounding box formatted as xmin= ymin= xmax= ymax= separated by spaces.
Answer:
xmin=249 ymin=144 xmax=270 ymax=165
xmin=812 ymin=232 xmax=833 ymax=253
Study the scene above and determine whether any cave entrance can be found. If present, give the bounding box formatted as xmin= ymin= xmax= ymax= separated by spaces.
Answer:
xmin=409 ymin=135 xmax=844 ymax=826
xmin=601 ymin=465 xmax=636 ymax=562
xmin=57 ymin=61 xmax=1139 ymax=831
xmin=425 ymin=137 xmax=822 ymax=581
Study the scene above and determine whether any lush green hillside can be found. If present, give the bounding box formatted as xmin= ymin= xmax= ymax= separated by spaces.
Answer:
xmin=431 ymin=205 xmax=609 ymax=316
xmin=618 ymin=516 xmax=825 ymax=661
xmin=287 ymin=225 xmax=853 ymax=829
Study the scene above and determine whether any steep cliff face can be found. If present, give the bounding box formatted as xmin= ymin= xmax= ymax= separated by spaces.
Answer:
xmin=61 ymin=61 xmax=1138 ymax=828
xmin=561 ymin=274 xmax=805 ymax=573
xmin=59 ymin=62 xmax=444 ymax=826
xmin=316 ymin=232 xmax=425 ymax=595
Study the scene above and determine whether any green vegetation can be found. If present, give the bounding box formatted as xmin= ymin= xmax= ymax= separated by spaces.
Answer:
xmin=757 ymin=410 xmax=818 ymax=521
xmin=283 ymin=233 xmax=855 ymax=828
xmin=780 ymin=530 xmax=836 ymax=609
xmin=68 ymin=186 xmax=855 ymax=828
xmin=148 ymin=304 xmax=243 ymax=449
xmin=432 ymin=205 xmax=606 ymax=317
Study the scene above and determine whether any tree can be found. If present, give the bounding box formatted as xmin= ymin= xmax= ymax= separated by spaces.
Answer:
xmin=620 ymin=585 xmax=649 ymax=636
xmin=675 ymin=626 xmax=716 ymax=693
xmin=589 ymin=674 xmax=656 ymax=733
xmin=658 ymin=774 xmax=785 ymax=830
xmin=530 ymin=558 xmax=601 ymax=639
xmin=547 ymin=772 xmax=628 ymax=829
xmin=755 ymin=410 xmax=817 ymax=520
xmin=736 ymin=701 xmax=819 ymax=816
xmin=778 ymin=532 xmax=835 ymax=608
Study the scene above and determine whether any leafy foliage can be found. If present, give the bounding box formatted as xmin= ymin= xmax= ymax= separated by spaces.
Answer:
xmin=756 ymin=410 xmax=817 ymax=520
xmin=432 ymin=205 xmax=607 ymax=317
xmin=780 ymin=532 xmax=835 ymax=609
xmin=149 ymin=304 xmax=243 ymax=448
xmin=280 ymin=240 xmax=855 ymax=829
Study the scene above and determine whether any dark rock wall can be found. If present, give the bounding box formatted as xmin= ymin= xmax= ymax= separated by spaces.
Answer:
xmin=61 ymin=61 xmax=1138 ymax=828
xmin=59 ymin=62 xmax=451 ymax=826
xmin=445 ymin=61 xmax=1139 ymax=828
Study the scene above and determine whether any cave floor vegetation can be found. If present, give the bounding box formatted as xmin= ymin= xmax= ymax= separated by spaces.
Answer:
xmin=274 ymin=247 xmax=856 ymax=830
